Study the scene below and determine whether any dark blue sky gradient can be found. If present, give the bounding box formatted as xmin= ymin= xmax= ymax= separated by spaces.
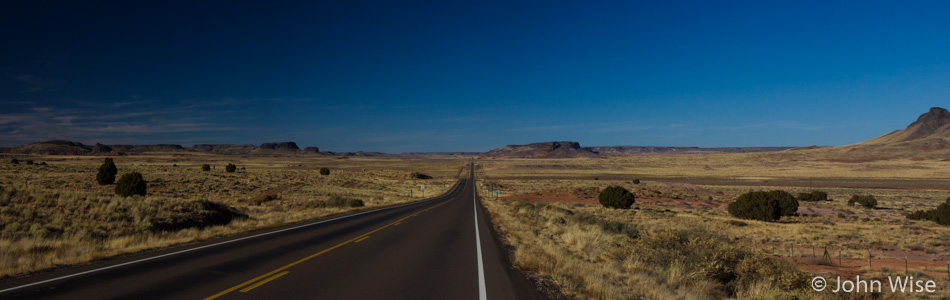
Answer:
xmin=2 ymin=1 xmax=950 ymax=152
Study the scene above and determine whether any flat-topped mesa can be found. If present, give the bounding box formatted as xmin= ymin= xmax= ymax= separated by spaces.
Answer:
xmin=91 ymin=143 xmax=113 ymax=154
xmin=258 ymin=142 xmax=300 ymax=151
xmin=110 ymin=144 xmax=185 ymax=153
xmin=187 ymin=144 xmax=257 ymax=155
xmin=302 ymin=147 xmax=320 ymax=154
xmin=547 ymin=141 xmax=582 ymax=150
xmin=482 ymin=141 xmax=599 ymax=158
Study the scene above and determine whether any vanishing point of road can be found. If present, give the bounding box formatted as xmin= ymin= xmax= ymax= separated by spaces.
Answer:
xmin=0 ymin=163 xmax=544 ymax=300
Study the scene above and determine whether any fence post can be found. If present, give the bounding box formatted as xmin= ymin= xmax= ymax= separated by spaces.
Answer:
xmin=822 ymin=246 xmax=832 ymax=266
xmin=868 ymin=248 xmax=872 ymax=269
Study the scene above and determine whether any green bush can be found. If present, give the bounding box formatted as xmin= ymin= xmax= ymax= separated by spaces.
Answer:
xmin=320 ymin=167 xmax=330 ymax=176
xmin=115 ymin=172 xmax=147 ymax=197
xmin=598 ymin=186 xmax=636 ymax=209
xmin=410 ymin=172 xmax=432 ymax=179
xmin=847 ymin=195 xmax=877 ymax=208
xmin=96 ymin=158 xmax=118 ymax=185
xmin=25 ymin=160 xmax=33 ymax=165
xmin=225 ymin=163 xmax=237 ymax=173
xmin=907 ymin=198 xmax=950 ymax=225
xmin=796 ymin=190 xmax=828 ymax=202
xmin=201 ymin=164 xmax=211 ymax=172
xmin=632 ymin=179 xmax=640 ymax=184
xmin=727 ymin=190 xmax=798 ymax=222
xmin=768 ymin=190 xmax=798 ymax=216
xmin=9 ymin=158 xmax=18 ymax=164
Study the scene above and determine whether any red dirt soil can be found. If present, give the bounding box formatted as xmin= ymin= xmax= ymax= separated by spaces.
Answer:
xmin=503 ymin=187 xmax=724 ymax=210
xmin=783 ymin=256 xmax=950 ymax=279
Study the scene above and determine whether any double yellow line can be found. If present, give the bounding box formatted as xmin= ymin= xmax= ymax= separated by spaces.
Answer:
xmin=203 ymin=201 xmax=450 ymax=300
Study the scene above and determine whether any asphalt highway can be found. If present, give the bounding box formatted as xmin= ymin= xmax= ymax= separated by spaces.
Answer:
xmin=0 ymin=163 xmax=544 ymax=300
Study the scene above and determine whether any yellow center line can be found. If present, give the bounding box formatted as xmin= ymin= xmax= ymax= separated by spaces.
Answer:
xmin=392 ymin=221 xmax=402 ymax=226
xmin=353 ymin=236 xmax=370 ymax=243
xmin=239 ymin=271 xmax=289 ymax=293
xmin=203 ymin=197 xmax=454 ymax=300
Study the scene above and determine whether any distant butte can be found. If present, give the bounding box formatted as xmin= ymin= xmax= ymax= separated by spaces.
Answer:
xmin=792 ymin=106 xmax=950 ymax=159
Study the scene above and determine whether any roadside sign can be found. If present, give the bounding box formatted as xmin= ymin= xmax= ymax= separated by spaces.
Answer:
xmin=421 ymin=185 xmax=425 ymax=190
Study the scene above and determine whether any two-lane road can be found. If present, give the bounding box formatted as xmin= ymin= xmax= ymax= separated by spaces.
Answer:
xmin=0 ymin=163 xmax=543 ymax=299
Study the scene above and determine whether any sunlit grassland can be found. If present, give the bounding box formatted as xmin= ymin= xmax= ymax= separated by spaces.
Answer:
xmin=476 ymin=154 xmax=950 ymax=299
xmin=477 ymin=153 xmax=950 ymax=183
xmin=0 ymin=153 xmax=470 ymax=278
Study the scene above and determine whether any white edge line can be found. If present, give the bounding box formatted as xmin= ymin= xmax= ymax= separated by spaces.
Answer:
xmin=0 ymin=180 xmax=466 ymax=295
xmin=473 ymin=164 xmax=488 ymax=300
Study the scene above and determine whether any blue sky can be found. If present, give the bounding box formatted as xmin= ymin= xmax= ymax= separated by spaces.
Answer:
xmin=2 ymin=1 xmax=950 ymax=152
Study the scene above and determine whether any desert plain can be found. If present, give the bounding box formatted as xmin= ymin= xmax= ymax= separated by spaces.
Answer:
xmin=5 ymin=109 xmax=950 ymax=299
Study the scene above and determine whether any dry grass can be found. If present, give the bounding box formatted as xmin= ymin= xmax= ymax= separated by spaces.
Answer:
xmin=481 ymin=197 xmax=813 ymax=299
xmin=0 ymin=154 xmax=471 ymax=278
xmin=475 ymin=154 xmax=950 ymax=299
xmin=476 ymin=153 xmax=950 ymax=189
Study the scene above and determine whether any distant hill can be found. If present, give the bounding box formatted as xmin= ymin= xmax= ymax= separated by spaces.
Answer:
xmin=482 ymin=141 xmax=601 ymax=158
xmin=854 ymin=107 xmax=950 ymax=150
xmin=588 ymin=146 xmax=793 ymax=156
xmin=482 ymin=142 xmax=793 ymax=158
xmin=5 ymin=140 xmax=319 ymax=156
xmin=400 ymin=152 xmax=482 ymax=158
xmin=188 ymin=144 xmax=259 ymax=155
xmin=8 ymin=140 xmax=93 ymax=155
xmin=792 ymin=107 xmax=950 ymax=159
xmin=321 ymin=151 xmax=391 ymax=157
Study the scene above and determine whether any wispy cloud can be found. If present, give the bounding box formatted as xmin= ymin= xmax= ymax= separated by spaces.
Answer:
xmin=439 ymin=115 xmax=493 ymax=123
xmin=592 ymin=125 xmax=653 ymax=133
xmin=110 ymin=100 xmax=155 ymax=108
xmin=360 ymin=131 xmax=458 ymax=143
xmin=0 ymin=101 xmax=35 ymax=105
xmin=667 ymin=123 xmax=690 ymax=129
xmin=716 ymin=121 xmax=823 ymax=131
xmin=0 ymin=99 xmax=240 ymax=146
xmin=506 ymin=125 xmax=572 ymax=132
xmin=13 ymin=74 xmax=62 ymax=92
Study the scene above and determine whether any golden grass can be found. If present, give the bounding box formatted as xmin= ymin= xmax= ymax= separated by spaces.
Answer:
xmin=0 ymin=154 xmax=471 ymax=278
xmin=475 ymin=154 xmax=950 ymax=299
xmin=481 ymin=197 xmax=814 ymax=299
xmin=476 ymin=153 xmax=950 ymax=186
